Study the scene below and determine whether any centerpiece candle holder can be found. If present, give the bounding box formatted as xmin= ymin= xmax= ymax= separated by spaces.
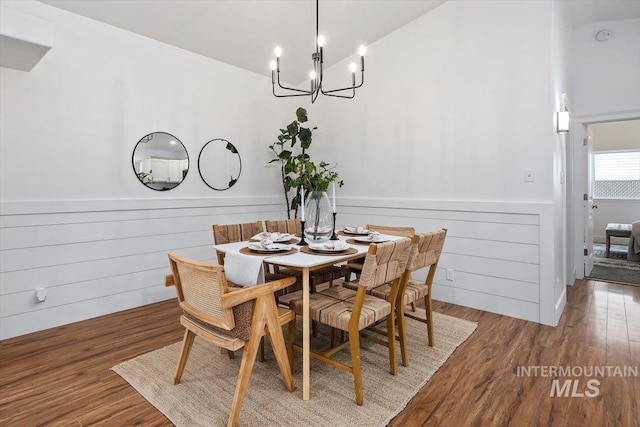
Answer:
xmin=330 ymin=212 xmax=339 ymax=240
xmin=297 ymin=220 xmax=309 ymax=246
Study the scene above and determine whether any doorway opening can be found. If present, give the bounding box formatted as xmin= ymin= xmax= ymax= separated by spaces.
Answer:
xmin=573 ymin=117 xmax=640 ymax=286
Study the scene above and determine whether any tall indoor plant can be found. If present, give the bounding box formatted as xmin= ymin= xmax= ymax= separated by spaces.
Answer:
xmin=268 ymin=107 xmax=343 ymax=222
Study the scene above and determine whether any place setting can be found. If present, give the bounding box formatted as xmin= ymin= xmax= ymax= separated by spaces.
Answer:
xmin=340 ymin=227 xmax=391 ymax=245
xmin=249 ymin=231 xmax=299 ymax=245
xmin=300 ymin=239 xmax=358 ymax=256
xmin=240 ymin=236 xmax=298 ymax=256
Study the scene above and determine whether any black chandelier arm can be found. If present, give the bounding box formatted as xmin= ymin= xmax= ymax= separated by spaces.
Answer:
xmin=272 ymin=87 xmax=314 ymax=98
xmin=322 ymin=90 xmax=356 ymax=99
xmin=276 ymin=73 xmax=313 ymax=94
xmin=320 ymin=71 xmax=364 ymax=95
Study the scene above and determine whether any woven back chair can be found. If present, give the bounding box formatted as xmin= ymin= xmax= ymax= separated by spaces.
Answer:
xmin=367 ymin=224 xmax=415 ymax=237
xmin=344 ymin=224 xmax=415 ymax=280
xmin=266 ymin=218 xmax=344 ymax=296
xmin=168 ymin=252 xmax=297 ymax=427
xmin=399 ymin=229 xmax=447 ymax=348
xmin=212 ymin=221 xmax=263 ymax=265
xmin=286 ymin=238 xmax=413 ymax=405
xmin=265 ymin=219 xmax=302 ymax=236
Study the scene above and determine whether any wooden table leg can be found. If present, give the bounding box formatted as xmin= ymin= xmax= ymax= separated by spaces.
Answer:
xmin=302 ymin=267 xmax=310 ymax=401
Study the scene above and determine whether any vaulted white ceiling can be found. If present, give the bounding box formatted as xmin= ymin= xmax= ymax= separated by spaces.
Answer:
xmin=40 ymin=0 xmax=640 ymax=84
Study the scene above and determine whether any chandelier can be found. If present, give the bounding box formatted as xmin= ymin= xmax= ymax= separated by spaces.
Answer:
xmin=270 ymin=0 xmax=366 ymax=103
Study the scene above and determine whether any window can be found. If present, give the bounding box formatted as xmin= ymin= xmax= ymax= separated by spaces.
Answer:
xmin=594 ymin=150 xmax=640 ymax=199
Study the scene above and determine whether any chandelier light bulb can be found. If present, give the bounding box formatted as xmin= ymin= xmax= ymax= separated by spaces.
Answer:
xmin=309 ymin=70 xmax=316 ymax=80
xmin=275 ymin=46 xmax=282 ymax=57
xmin=349 ymin=62 xmax=357 ymax=73
xmin=358 ymin=45 xmax=367 ymax=56
xmin=318 ymin=35 xmax=326 ymax=47
xmin=270 ymin=60 xmax=276 ymax=70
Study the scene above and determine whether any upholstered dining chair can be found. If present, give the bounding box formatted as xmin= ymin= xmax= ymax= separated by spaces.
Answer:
xmin=285 ymin=238 xmax=413 ymax=405
xmin=168 ymin=252 xmax=297 ymax=427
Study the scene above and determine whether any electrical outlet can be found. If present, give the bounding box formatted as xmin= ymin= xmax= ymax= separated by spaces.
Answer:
xmin=35 ymin=287 xmax=47 ymax=303
xmin=446 ymin=269 xmax=454 ymax=281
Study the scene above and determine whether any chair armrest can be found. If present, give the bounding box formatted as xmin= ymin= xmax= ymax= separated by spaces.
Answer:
xmin=221 ymin=276 xmax=296 ymax=309
xmin=165 ymin=274 xmax=175 ymax=287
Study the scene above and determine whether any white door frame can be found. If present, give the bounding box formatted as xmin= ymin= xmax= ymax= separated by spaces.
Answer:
xmin=570 ymin=110 xmax=640 ymax=280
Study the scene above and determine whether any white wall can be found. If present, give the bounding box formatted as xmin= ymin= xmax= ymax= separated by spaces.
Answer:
xmin=306 ymin=0 xmax=565 ymax=325
xmin=572 ymin=19 xmax=640 ymax=118
xmin=0 ymin=1 xmax=290 ymax=339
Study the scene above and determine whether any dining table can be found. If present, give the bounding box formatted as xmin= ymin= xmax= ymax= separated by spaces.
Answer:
xmin=212 ymin=232 xmax=379 ymax=401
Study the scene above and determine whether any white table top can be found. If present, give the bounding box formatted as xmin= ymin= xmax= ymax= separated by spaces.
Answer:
xmin=212 ymin=235 xmax=370 ymax=268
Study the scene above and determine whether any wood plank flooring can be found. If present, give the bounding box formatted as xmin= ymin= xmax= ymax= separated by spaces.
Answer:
xmin=1 ymin=279 xmax=638 ymax=426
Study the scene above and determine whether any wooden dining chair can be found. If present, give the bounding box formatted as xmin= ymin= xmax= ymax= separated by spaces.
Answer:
xmin=285 ymin=238 xmax=413 ymax=405
xmin=212 ymin=221 xmax=293 ymax=360
xmin=265 ymin=218 xmax=345 ymax=294
xmin=168 ymin=252 xmax=297 ymax=427
xmin=344 ymin=225 xmax=415 ymax=297
xmin=397 ymin=229 xmax=447 ymax=349
xmin=212 ymin=221 xmax=264 ymax=265
xmin=264 ymin=219 xmax=301 ymax=237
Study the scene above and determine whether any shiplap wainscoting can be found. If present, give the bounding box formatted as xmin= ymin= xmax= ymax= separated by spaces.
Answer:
xmin=0 ymin=197 xmax=284 ymax=340
xmin=339 ymin=199 xmax=555 ymax=325
xmin=1 ymin=197 xmax=557 ymax=340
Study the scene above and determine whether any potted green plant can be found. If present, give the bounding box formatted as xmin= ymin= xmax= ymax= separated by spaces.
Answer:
xmin=268 ymin=107 xmax=343 ymax=225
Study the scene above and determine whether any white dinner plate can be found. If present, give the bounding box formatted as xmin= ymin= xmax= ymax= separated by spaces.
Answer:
xmin=354 ymin=235 xmax=390 ymax=243
xmin=308 ymin=243 xmax=349 ymax=252
xmin=342 ymin=227 xmax=371 ymax=236
xmin=251 ymin=232 xmax=293 ymax=243
xmin=248 ymin=243 xmax=291 ymax=252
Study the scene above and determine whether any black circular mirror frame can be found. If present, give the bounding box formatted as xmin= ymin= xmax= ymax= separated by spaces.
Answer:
xmin=198 ymin=138 xmax=242 ymax=191
xmin=132 ymin=132 xmax=189 ymax=191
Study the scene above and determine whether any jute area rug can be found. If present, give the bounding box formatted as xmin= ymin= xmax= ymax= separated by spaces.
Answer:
xmin=112 ymin=310 xmax=477 ymax=427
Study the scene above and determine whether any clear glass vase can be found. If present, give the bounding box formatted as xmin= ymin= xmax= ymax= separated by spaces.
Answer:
xmin=304 ymin=191 xmax=333 ymax=243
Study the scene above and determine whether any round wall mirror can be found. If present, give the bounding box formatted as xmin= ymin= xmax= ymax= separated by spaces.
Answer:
xmin=198 ymin=139 xmax=242 ymax=191
xmin=132 ymin=132 xmax=189 ymax=191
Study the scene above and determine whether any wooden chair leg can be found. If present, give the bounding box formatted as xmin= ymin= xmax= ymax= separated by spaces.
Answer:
xmin=397 ymin=303 xmax=409 ymax=367
xmin=227 ymin=350 xmax=236 ymax=359
xmin=228 ymin=302 xmax=267 ymax=427
xmin=330 ymin=327 xmax=336 ymax=347
xmin=312 ymin=320 xmax=318 ymax=338
xmin=410 ymin=301 xmax=417 ymax=312
xmin=262 ymin=296 xmax=295 ymax=393
xmin=425 ymin=295 xmax=434 ymax=347
xmin=174 ymin=329 xmax=195 ymax=385
xmin=288 ymin=316 xmax=296 ymax=372
xmin=386 ymin=312 xmax=397 ymax=375
xmin=349 ymin=329 xmax=364 ymax=406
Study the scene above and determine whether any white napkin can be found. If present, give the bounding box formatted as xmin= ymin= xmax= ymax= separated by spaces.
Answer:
xmin=224 ymin=251 xmax=265 ymax=287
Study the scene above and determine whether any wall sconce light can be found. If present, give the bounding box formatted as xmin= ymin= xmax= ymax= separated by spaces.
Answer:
xmin=556 ymin=110 xmax=570 ymax=134
xmin=556 ymin=93 xmax=571 ymax=134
